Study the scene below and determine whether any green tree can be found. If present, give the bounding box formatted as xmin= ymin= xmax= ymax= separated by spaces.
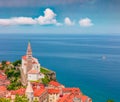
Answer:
xmin=1 ymin=60 xmax=6 ymax=65
xmin=7 ymin=83 xmax=16 ymax=90
xmin=0 ymin=98 xmax=10 ymax=102
xmin=13 ymin=60 xmax=21 ymax=66
xmin=14 ymin=70 xmax=20 ymax=77
xmin=40 ymin=67 xmax=50 ymax=74
xmin=5 ymin=69 xmax=14 ymax=78
xmin=14 ymin=95 xmax=28 ymax=102
xmin=42 ymin=75 xmax=50 ymax=85
xmin=1 ymin=60 xmax=7 ymax=70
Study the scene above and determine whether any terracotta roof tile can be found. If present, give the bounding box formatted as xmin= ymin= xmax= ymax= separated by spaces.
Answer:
xmin=34 ymin=88 xmax=46 ymax=97
xmin=6 ymin=61 xmax=11 ymax=65
xmin=49 ymin=81 xmax=61 ymax=87
xmin=0 ymin=74 xmax=6 ymax=80
xmin=0 ymin=86 xmax=7 ymax=92
xmin=81 ymin=95 xmax=89 ymax=102
xmin=48 ymin=89 xmax=60 ymax=94
xmin=28 ymin=69 xmax=39 ymax=74
xmin=62 ymin=88 xmax=81 ymax=93
xmin=22 ymin=55 xmax=27 ymax=60
xmin=33 ymin=61 xmax=38 ymax=64
xmin=11 ymin=88 xmax=25 ymax=95
xmin=58 ymin=93 xmax=91 ymax=102
xmin=22 ymin=56 xmax=38 ymax=64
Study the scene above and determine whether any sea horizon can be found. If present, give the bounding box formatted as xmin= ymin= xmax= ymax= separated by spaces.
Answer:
xmin=0 ymin=34 xmax=120 ymax=102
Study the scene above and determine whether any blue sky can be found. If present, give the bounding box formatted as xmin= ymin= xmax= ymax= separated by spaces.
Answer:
xmin=0 ymin=0 xmax=120 ymax=34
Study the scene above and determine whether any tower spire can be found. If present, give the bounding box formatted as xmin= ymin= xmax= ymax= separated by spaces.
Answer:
xmin=26 ymin=41 xmax=32 ymax=58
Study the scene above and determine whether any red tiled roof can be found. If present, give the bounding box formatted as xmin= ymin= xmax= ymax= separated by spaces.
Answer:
xmin=6 ymin=61 xmax=11 ymax=65
xmin=81 ymin=95 xmax=89 ymax=102
xmin=33 ymin=61 xmax=37 ymax=64
xmin=28 ymin=69 xmax=39 ymax=74
xmin=57 ymin=87 xmax=89 ymax=102
xmin=58 ymin=93 xmax=82 ymax=102
xmin=11 ymin=88 xmax=25 ymax=95
xmin=22 ymin=56 xmax=38 ymax=64
xmin=62 ymin=88 xmax=81 ymax=93
xmin=22 ymin=55 xmax=27 ymax=60
xmin=34 ymin=88 xmax=46 ymax=97
xmin=32 ymin=82 xmax=42 ymax=85
xmin=48 ymin=89 xmax=60 ymax=94
xmin=6 ymin=96 xmax=11 ymax=98
xmin=4 ymin=80 xmax=10 ymax=85
xmin=0 ymin=86 xmax=7 ymax=92
xmin=49 ymin=81 xmax=61 ymax=87
xmin=58 ymin=93 xmax=91 ymax=102
xmin=32 ymin=82 xmax=45 ymax=89
xmin=58 ymin=94 xmax=70 ymax=102
xmin=0 ymin=70 xmax=5 ymax=73
xmin=0 ymin=74 xmax=6 ymax=80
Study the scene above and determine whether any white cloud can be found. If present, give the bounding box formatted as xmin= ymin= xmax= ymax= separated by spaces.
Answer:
xmin=36 ymin=8 xmax=59 ymax=25
xmin=64 ymin=17 xmax=74 ymax=26
xmin=0 ymin=8 xmax=60 ymax=26
xmin=0 ymin=19 xmax=11 ymax=26
xmin=0 ymin=17 xmax=36 ymax=26
xmin=12 ymin=17 xmax=36 ymax=25
xmin=79 ymin=18 xmax=93 ymax=27
xmin=0 ymin=9 xmax=94 ymax=28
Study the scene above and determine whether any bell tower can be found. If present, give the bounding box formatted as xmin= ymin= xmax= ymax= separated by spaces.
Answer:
xmin=26 ymin=42 xmax=32 ymax=59
xmin=26 ymin=42 xmax=33 ymax=73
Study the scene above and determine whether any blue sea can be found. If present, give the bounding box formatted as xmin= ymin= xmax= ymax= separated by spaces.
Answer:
xmin=0 ymin=34 xmax=120 ymax=102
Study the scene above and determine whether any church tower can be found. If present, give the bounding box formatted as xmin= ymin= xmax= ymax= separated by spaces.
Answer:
xmin=21 ymin=42 xmax=44 ymax=86
xmin=25 ymin=81 xmax=34 ymax=102
xmin=26 ymin=42 xmax=33 ymax=74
